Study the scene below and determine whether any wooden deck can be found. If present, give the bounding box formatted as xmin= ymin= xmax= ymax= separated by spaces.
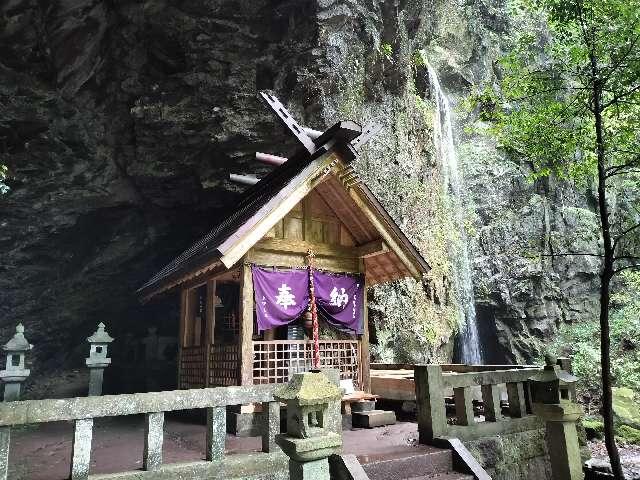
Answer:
xmin=370 ymin=365 xmax=416 ymax=401
xmin=370 ymin=363 xmax=540 ymax=401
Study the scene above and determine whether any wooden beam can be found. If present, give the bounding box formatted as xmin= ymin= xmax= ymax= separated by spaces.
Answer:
xmin=230 ymin=174 xmax=259 ymax=185
xmin=256 ymin=152 xmax=287 ymax=166
xmin=239 ymin=262 xmax=254 ymax=386
xmin=204 ymin=279 xmax=216 ymax=387
xmin=356 ymin=239 xmax=388 ymax=258
xmin=360 ymin=259 xmax=371 ymax=393
xmin=255 ymin=238 xmax=357 ymax=259
xmin=247 ymin=249 xmax=359 ymax=273
xmin=178 ymin=288 xmax=188 ymax=388
xmin=179 ymin=289 xmax=188 ymax=348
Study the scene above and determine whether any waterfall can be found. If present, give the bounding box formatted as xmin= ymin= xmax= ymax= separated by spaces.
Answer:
xmin=426 ymin=62 xmax=484 ymax=365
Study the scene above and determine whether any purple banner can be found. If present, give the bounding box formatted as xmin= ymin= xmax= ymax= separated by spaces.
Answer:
xmin=252 ymin=266 xmax=309 ymax=332
xmin=313 ymin=271 xmax=364 ymax=334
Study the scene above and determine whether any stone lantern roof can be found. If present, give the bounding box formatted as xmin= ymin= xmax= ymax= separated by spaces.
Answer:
xmin=275 ymin=371 xmax=341 ymax=406
xmin=87 ymin=323 xmax=114 ymax=344
xmin=3 ymin=324 xmax=32 ymax=353
xmin=529 ymin=355 xmax=578 ymax=385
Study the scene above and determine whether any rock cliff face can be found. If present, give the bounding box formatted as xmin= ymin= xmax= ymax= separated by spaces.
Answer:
xmin=0 ymin=0 xmax=602 ymax=388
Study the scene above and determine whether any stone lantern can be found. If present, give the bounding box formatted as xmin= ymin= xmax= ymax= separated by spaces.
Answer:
xmin=274 ymin=371 xmax=342 ymax=480
xmin=529 ymin=355 xmax=584 ymax=480
xmin=0 ymin=324 xmax=33 ymax=402
xmin=529 ymin=354 xmax=578 ymax=404
xmin=86 ymin=323 xmax=114 ymax=396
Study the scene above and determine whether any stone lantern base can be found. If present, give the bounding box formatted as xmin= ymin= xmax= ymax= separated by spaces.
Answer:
xmin=276 ymin=432 xmax=341 ymax=480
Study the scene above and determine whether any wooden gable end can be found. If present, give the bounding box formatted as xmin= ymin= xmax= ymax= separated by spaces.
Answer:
xmin=247 ymin=166 xmax=428 ymax=285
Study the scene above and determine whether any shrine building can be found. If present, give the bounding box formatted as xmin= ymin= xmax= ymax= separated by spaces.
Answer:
xmin=137 ymin=92 xmax=430 ymax=394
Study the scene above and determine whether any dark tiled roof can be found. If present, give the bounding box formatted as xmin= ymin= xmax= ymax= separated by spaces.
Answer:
xmin=138 ymin=122 xmax=431 ymax=299
xmin=137 ymin=147 xmax=325 ymax=297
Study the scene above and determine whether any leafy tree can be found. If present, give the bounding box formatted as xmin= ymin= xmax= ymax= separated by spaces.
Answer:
xmin=552 ymin=271 xmax=640 ymax=415
xmin=472 ymin=0 xmax=640 ymax=476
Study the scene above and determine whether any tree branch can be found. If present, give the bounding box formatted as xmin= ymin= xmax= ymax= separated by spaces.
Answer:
xmin=602 ymin=83 xmax=640 ymax=109
xmin=532 ymin=252 xmax=604 ymax=258
xmin=613 ymin=223 xmax=640 ymax=249
xmin=613 ymin=263 xmax=640 ymax=275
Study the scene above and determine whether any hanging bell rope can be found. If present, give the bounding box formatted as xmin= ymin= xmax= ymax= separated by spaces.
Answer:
xmin=306 ymin=249 xmax=320 ymax=370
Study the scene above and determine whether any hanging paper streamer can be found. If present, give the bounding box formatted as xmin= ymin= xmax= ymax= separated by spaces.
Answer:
xmin=252 ymin=266 xmax=309 ymax=332
xmin=313 ymin=271 xmax=364 ymax=334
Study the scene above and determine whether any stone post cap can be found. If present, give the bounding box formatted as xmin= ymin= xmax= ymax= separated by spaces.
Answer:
xmin=3 ymin=324 xmax=33 ymax=353
xmin=87 ymin=323 xmax=114 ymax=344
xmin=532 ymin=402 xmax=583 ymax=422
xmin=274 ymin=371 xmax=342 ymax=405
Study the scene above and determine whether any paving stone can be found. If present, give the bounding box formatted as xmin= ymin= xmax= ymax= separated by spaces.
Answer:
xmin=352 ymin=410 xmax=396 ymax=428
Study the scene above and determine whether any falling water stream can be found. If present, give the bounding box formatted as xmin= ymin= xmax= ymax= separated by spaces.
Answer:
xmin=427 ymin=62 xmax=483 ymax=365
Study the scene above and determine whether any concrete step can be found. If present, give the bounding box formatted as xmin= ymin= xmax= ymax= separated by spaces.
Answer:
xmin=361 ymin=448 xmax=453 ymax=480
xmin=352 ymin=409 xmax=396 ymax=428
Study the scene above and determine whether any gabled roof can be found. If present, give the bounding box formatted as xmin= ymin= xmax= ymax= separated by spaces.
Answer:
xmin=138 ymin=121 xmax=430 ymax=300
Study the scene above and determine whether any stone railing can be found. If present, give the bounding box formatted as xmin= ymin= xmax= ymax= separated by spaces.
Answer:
xmin=0 ymin=384 xmax=285 ymax=480
xmin=415 ymin=364 xmax=547 ymax=443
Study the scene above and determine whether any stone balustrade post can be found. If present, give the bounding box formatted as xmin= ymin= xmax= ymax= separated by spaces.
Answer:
xmin=414 ymin=365 xmax=446 ymax=443
xmin=86 ymin=323 xmax=114 ymax=396
xmin=274 ymin=371 xmax=343 ymax=480
xmin=0 ymin=324 xmax=33 ymax=402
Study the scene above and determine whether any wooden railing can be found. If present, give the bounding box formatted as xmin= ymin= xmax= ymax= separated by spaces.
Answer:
xmin=0 ymin=384 xmax=283 ymax=480
xmin=178 ymin=345 xmax=207 ymax=389
xmin=415 ymin=364 xmax=546 ymax=442
xmin=252 ymin=340 xmax=361 ymax=388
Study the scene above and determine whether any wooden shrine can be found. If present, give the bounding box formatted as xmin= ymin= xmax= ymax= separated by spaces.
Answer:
xmin=138 ymin=93 xmax=430 ymax=393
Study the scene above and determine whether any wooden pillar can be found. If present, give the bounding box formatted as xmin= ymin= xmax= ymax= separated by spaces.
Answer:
xmin=359 ymin=262 xmax=371 ymax=393
xmin=177 ymin=289 xmax=188 ymax=388
xmin=239 ymin=262 xmax=254 ymax=386
xmin=204 ymin=279 xmax=216 ymax=387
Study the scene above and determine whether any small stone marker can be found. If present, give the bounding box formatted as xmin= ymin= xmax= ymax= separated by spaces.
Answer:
xmin=529 ymin=355 xmax=584 ymax=480
xmin=275 ymin=371 xmax=343 ymax=480
xmin=86 ymin=323 xmax=114 ymax=396
xmin=0 ymin=324 xmax=33 ymax=402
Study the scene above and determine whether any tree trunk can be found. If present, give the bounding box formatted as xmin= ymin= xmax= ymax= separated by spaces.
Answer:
xmin=593 ymin=66 xmax=625 ymax=479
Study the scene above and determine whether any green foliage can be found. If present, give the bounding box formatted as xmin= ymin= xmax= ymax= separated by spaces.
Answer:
xmin=0 ymin=165 xmax=8 ymax=194
xmin=473 ymin=0 xmax=640 ymax=190
xmin=582 ymin=419 xmax=640 ymax=444
xmin=551 ymin=272 xmax=640 ymax=412
xmin=583 ymin=418 xmax=605 ymax=439
xmin=378 ymin=42 xmax=393 ymax=62
xmin=616 ymin=425 xmax=640 ymax=445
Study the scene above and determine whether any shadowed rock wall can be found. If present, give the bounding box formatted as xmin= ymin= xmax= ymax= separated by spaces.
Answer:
xmin=1 ymin=0 xmax=603 ymax=394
